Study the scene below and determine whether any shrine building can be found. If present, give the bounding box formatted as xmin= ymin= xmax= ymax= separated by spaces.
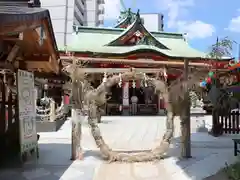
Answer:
xmin=59 ymin=9 xmax=231 ymax=116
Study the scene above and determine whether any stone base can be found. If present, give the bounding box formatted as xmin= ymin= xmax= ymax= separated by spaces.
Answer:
xmin=36 ymin=117 xmax=67 ymax=132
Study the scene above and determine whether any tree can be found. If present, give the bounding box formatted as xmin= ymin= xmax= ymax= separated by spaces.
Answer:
xmin=208 ymin=36 xmax=235 ymax=59
xmin=207 ymin=37 xmax=235 ymax=136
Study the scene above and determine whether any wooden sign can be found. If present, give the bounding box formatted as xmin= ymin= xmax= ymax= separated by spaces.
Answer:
xmin=17 ymin=70 xmax=37 ymax=157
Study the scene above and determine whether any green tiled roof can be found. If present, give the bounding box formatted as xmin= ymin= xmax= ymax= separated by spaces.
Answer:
xmin=59 ymin=26 xmax=206 ymax=58
xmin=114 ymin=8 xmax=136 ymax=28
xmin=60 ymin=7 xmax=212 ymax=60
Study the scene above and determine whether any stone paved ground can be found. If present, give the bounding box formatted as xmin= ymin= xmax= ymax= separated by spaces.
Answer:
xmin=0 ymin=116 xmax=238 ymax=180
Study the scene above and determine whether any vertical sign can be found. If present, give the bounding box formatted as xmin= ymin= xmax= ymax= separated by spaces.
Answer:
xmin=17 ymin=70 xmax=37 ymax=155
xmin=122 ymin=82 xmax=129 ymax=106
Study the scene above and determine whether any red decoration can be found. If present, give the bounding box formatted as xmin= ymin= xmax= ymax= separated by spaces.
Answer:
xmin=129 ymin=81 xmax=132 ymax=87
xmin=64 ymin=95 xmax=70 ymax=105
xmin=123 ymin=65 xmax=130 ymax=68
xmin=206 ymin=77 xmax=212 ymax=83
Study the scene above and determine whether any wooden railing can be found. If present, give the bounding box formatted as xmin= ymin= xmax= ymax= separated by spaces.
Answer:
xmin=106 ymin=103 xmax=158 ymax=115
xmin=137 ymin=104 xmax=158 ymax=115
xmin=212 ymin=110 xmax=240 ymax=135
xmin=106 ymin=104 xmax=121 ymax=115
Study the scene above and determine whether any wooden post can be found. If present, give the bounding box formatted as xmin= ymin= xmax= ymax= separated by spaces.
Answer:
xmin=71 ymin=108 xmax=82 ymax=160
xmin=49 ymin=100 xmax=56 ymax=122
xmin=181 ymin=59 xmax=191 ymax=158
xmin=70 ymin=62 xmax=83 ymax=160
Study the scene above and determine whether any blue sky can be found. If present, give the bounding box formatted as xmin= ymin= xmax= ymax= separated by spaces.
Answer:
xmin=103 ymin=0 xmax=240 ymax=57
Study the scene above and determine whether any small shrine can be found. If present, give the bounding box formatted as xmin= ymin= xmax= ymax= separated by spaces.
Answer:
xmin=0 ymin=2 xmax=63 ymax=162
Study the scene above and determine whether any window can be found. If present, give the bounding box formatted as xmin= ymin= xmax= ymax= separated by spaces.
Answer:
xmin=161 ymin=14 xmax=164 ymax=20
xmin=97 ymin=0 xmax=104 ymax=4
xmin=98 ymin=8 xmax=105 ymax=14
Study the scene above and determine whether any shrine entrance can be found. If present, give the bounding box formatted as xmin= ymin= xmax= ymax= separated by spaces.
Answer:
xmin=105 ymin=80 xmax=158 ymax=116
xmin=129 ymin=85 xmax=158 ymax=115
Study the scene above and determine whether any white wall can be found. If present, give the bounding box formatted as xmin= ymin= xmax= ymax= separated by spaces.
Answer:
xmin=140 ymin=13 xmax=164 ymax=32
xmin=86 ymin=0 xmax=97 ymax=27
xmin=85 ymin=0 xmax=104 ymax=27
xmin=41 ymin=0 xmax=84 ymax=47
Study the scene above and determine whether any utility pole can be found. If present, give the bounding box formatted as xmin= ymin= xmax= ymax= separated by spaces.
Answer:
xmin=181 ymin=58 xmax=191 ymax=158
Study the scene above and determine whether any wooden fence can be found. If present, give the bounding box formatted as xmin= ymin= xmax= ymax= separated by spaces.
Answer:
xmin=212 ymin=110 xmax=240 ymax=135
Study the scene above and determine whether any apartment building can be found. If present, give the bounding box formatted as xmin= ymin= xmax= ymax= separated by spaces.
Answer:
xmin=40 ymin=0 xmax=86 ymax=47
xmin=85 ymin=0 xmax=105 ymax=27
xmin=140 ymin=13 xmax=164 ymax=32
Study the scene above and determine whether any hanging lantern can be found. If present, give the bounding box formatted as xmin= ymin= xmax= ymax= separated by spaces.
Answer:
xmin=132 ymin=80 xmax=136 ymax=88
xmin=143 ymin=73 xmax=148 ymax=87
xmin=200 ymin=81 xmax=207 ymax=87
xmin=103 ymin=72 xmax=107 ymax=83
xmin=208 ymin=71 xmax=214 ymax=77
xmin=118 ymin=73 xmax=122 ymax=87
xmin=206 ymin=77 xmax=212 ymax=84
xmin=163 ymin=68 xmax=168 ymax=81
xmin=212 ymin=73 xmax=217 ymax=78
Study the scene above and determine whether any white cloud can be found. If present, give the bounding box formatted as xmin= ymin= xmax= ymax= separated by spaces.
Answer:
xmin=157 ymin=0 xmax=215 ymax=39
xmin=177 ymin=20 xmax=215 ymax=39
xmin=227 ymin=15 xmax=240 ymax=32
xmin=104 ymin=0 xmax=121 ymax=20
xmin=103 ymin=0 xmax=215 ymax=39
xmin=160 ymin=0 xmax=194 ymax=28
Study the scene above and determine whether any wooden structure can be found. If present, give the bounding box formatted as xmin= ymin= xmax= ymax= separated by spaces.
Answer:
xmin=213 ymin=111 xmax=240 ymax=135
xmin=233 ymin=139 xmax=240 ymax=156
xmin=210 ymin=60 xmax=240 ymax=136
xmin=60 ymin=10 xmax=232 ymax=116
xmin=0 ymin=2 xmax=61 ymax=162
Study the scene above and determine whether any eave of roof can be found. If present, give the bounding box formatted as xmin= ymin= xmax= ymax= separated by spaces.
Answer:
xmin=114 ymin=15 xmax=129 ymax=28
xmin=0 ymin=6 xmax=58 ymax=58
xmin=63 ymin=45 xmax=206 ymax=58
xmin=63 ymin=12 xmax=233 ymax=59
xmin=73 ymin=25 xmax=184 ymax=37
xmin=114 ymin=8 xmax=135 ymax=28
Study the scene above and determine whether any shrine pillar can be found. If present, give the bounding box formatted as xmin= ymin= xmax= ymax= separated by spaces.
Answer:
xmin=122 ymin=82 xmax=129 ymax=115
xmin=158 ymin=95 xmax=165 ymax=114
xmin=62 ymin=82 xmax=71 ymax=116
